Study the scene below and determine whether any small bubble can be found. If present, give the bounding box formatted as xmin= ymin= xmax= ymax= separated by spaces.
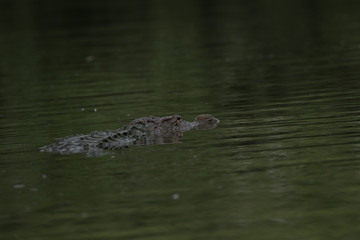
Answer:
xmin=172 ymin=193 xmax=180 ymax=200
xmin=81 ymin=108 xmax=85 ymax=111
xmin=86 ymin=56 xmax=94 ymax=62
xmin=272 ymin=218 xmax=287 ymax=223
xmin=42 ymin=174 xmax=47 ymax=179
xmin=81 ymin=212 xmax=88 ymax=218
xmin=30 ymin=188 xmax=38 ymax=192
xmin=13 ymin=184 xmax=25 ymax=189
xmin=94 ymin=108 xmax=97 ymax=112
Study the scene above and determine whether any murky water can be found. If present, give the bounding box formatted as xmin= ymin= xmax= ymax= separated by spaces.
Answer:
xmin=2 ymin=0 xmax=360 ymax=239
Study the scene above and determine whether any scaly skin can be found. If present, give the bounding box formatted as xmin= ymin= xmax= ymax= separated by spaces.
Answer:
xmin=40 ymin=114 xmax=220 ymax=156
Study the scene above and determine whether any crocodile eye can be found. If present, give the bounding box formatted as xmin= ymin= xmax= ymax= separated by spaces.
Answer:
xmin=177 ymin=117 xmax=181 ymax=120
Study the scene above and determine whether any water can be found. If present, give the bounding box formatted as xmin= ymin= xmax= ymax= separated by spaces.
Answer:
xmin=1 ymin=0 xmax=360 ymax=239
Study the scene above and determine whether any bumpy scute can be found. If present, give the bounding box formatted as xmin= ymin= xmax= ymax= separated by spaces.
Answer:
xmin=40 ymin=114 xmax=219 ymax=155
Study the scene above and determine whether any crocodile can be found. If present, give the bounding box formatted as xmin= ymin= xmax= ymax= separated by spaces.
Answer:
xmin=40 ymin=114 xmax=220 ymax=156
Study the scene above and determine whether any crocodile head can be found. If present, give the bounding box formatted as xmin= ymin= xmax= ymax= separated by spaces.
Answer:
xmin=195 ymin=114 xmax=220 ymax=130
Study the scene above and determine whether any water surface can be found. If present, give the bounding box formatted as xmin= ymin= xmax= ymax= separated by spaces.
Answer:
xmin=1 ymin=1 xmax=360 ymax=239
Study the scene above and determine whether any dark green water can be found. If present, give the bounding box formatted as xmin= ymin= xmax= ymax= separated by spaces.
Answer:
xmin=2 ymin=0 xmax=360 ymax=239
